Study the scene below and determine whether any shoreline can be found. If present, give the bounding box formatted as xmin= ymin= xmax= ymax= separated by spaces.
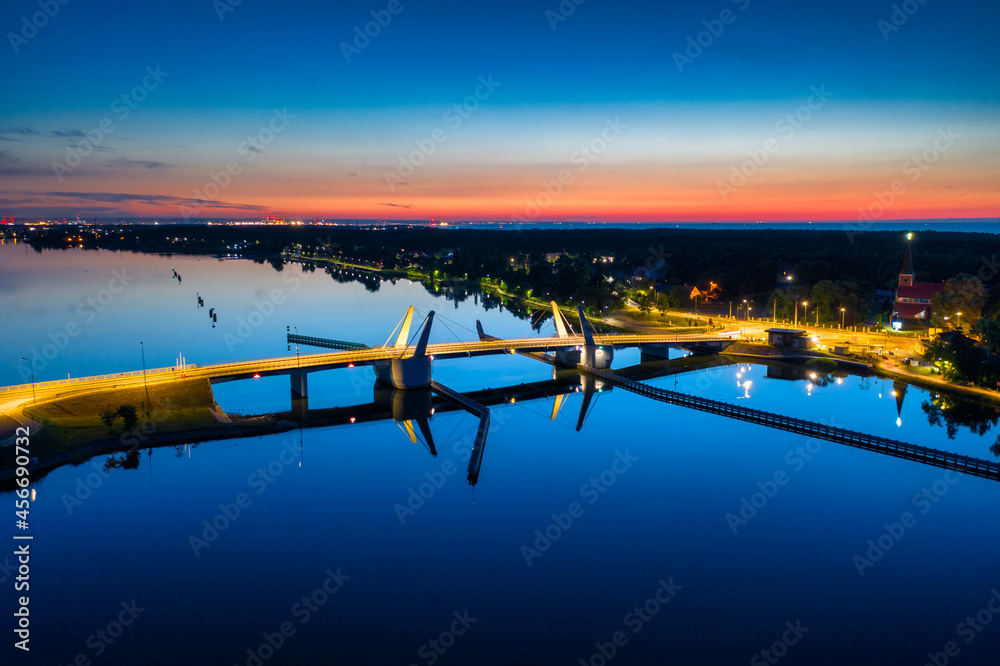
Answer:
xmin=0 ymin=419 xmax=296 ymax=487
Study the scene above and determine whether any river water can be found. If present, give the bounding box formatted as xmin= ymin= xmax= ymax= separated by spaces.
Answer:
xmin=1 ymin=241 xmax=998 ymax=665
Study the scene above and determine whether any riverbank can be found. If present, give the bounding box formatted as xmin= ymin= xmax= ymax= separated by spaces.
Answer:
xmin=0 ymin=378 xmax=296 ymax=483
xmin=872 ymin=359 xmax=1000 ymax=406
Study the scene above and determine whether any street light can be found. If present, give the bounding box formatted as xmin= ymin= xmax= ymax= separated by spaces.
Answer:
xmin=840 ymin=307 xmax=846 ymax=328
xmin=956 ymin=311 xmax=962 ymax=329
xmin=20 ymin=356 xmax=35 ymax=403
xmin=801 ymin=301 xmax=808 ymax=328
xmin=140 ymin=341 xmax=148 ymax=401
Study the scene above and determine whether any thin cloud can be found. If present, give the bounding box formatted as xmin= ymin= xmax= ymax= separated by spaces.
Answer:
xmin=379 ymin=202 xmax=412 ymax=209
xmin=36 ymin=190 xmax=270 ymax=211
xmin=107 ymin=158 xmax=173 ymax=170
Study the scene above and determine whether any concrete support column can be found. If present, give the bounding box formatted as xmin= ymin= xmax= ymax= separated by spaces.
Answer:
xmin=373 ymin=356 xmax=432 ymax=389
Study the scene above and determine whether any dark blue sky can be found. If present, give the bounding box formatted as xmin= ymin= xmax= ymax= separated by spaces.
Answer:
xmin=1 ymin=0 xmax=997 ymax=220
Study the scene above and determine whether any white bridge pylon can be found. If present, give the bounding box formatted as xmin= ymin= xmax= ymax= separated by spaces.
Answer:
xmin=375 ymin=306 xmax=436 ymax=388
xmin=551 ymin=301 xmax=575 ymax=338
xmin=383 ymin=305 xmax=435 ymax=357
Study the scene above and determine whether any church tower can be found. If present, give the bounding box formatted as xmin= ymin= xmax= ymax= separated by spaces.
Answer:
xmin=898 ymin=243 xmax=914 ymax=288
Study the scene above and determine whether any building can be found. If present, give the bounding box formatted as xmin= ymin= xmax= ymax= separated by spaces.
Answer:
xmin=765 ymin=328 xmax=809 ymax=348
xmin=893 ymin=244 xmax=944 ymax=325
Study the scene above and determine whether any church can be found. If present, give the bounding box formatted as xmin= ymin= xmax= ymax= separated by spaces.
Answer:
xmin=892 ymin=243 xmax=944 ymax=325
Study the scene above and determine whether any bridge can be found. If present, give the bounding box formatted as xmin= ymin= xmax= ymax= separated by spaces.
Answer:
xmin=7 ymin=301 xmax=993 ymax=484
xmin=0 ymin=303 xmax=735 ymax=409
xmin=471 ymin=321 xmax=1000 ymax=482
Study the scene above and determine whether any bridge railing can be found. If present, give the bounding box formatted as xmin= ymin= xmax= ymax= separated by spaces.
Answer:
xmin=0 ymin=365 xmax=198 ymax=394
xmin=575 ymin=362 xmax=1000 ymax=482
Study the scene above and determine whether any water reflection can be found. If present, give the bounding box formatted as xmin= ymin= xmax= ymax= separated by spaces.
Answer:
xmin=922 ymin=392 xmax=1000 ymax=441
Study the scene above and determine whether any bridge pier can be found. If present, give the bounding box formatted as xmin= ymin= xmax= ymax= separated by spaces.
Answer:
xmin=290 ymin=372 xmax=309 ymax=421
xmin=574 ymin=305 xmax=614 ymax=369
xmin=554 ymin=346 xmax=614 ymax=368
xmin=373 ymin=356 xmax=432 ymax=389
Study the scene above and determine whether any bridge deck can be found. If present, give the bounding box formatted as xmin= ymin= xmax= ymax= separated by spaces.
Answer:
xmin=0 ymin=333 xmax=734 ymax=397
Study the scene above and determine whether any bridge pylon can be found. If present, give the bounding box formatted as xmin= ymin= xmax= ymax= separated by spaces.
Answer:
xmin=551 ymin=301 xmax=575 ymax=338
xmin=374 ymin=308 xmax=436 ymax=389
xmin=576 ymin=305 xmax=614 ymax=368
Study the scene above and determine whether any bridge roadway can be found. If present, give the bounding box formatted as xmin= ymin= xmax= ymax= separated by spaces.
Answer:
xmin=573 ymin=362 xmax=1000 ymax=482
xmin=0 ymin=333 xmax=734 ymax=400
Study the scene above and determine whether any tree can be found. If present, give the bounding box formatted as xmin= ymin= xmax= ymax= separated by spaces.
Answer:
xmin=931 ymin=274 xmax=986 ymax=328
xmin=636 ymin=290 xmax=652 ymax=314
xmin=116 ymin=404 xmax=139 ymax=432
xmin=976 ymin=314 xmax=1000 ymax=354
xmin=100 ymin=409 xmax=119 ymax=434
xmin=666 ymin=285 xmax=691 ymax=310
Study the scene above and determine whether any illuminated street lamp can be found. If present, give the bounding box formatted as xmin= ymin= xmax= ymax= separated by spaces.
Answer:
xmin=840 ymin=307 xmax=846 ymax=328
xmin=801 ymin=301 xmax=808 ymax=327
xmin=140 ymin=341 xmax=149 ymax=402
xmin=956 ymin=311 xmax=962 ymax=329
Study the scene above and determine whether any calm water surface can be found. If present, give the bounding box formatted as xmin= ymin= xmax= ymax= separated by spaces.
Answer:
xmin=1 ymin=243 xmax=999 ymax=665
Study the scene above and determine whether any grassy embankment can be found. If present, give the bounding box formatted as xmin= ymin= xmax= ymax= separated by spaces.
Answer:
xmin=17 ymin=378 xmax=229 ymax=464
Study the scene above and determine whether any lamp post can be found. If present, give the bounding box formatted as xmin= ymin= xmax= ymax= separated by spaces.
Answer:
xmin=956 ymin=312 xmax=962 ymax=330
xmin=801 ymin=301 xmax=808 ymax=328
xmin=840 ymin=307 xmax=845 ymax=328
xmin=140 ymin=341 xmax=148 ymax=400
xmin=20 ymin=356 xmax=35 ymax=403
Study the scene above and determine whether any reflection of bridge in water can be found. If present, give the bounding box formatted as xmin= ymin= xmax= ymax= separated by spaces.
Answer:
xmin=5 ymin=301 xmax=998 ymax=484
xmin=276 ymin=368 xmax=625 ymax=486
xmin=284 ymin=304 xmax=999 ymax=485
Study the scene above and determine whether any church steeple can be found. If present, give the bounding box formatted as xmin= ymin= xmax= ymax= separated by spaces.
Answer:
xmin=898 ymin=241 xmax=914 ymax=288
